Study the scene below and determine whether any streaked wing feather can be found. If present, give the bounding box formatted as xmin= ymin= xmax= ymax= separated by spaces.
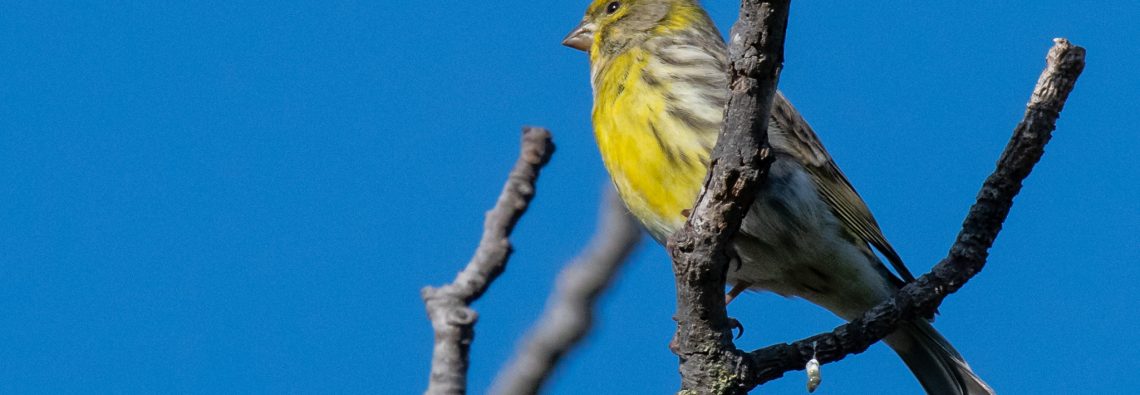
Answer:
xmin=768 ymin=92 xmax=915 ymax=283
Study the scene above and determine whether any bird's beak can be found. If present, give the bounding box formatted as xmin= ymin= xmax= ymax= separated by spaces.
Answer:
xmin=561 ymin=20 xmax=595 ymax=52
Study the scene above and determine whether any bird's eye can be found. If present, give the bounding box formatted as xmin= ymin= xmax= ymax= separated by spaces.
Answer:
xmin=605 ymin=1 xmax=621 ymax=14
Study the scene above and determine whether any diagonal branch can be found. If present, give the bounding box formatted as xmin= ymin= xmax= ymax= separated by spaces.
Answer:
xmin=421 ymin=127 xmax=554 ymax=395
xmin=742 ymin=38 xmax=1086 ymax=388
xmin=664 ymin=0 xmax=1085 ymax=392
xmin=666 ymin=0 xmax=790 ymax=393
xmin=490 ymin=190 xmax=643 ymax=395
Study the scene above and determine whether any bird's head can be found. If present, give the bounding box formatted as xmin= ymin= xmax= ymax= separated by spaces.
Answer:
xmin=562 ymin=0 xmax=680 ymax=56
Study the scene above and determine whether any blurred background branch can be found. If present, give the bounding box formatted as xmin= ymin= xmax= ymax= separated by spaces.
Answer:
xmin=491 ymin=190 xmax=642 ymax=395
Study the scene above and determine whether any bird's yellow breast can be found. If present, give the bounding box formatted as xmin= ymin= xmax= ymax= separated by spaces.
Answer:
xmin=591 ymin=47 xmax=716 ymax=240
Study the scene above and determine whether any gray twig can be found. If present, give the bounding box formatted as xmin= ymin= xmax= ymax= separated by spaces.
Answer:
xmin=421 ymin=127 xmax=554 ymax=395
xmin=490 ymin=190 xmax=642 ymax=395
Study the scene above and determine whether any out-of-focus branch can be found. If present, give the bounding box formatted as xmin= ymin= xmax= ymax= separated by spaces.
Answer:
xmin=742 ymin=38 xmax=1086 ymax=388
xmin=421 ymin=127 xmax=554 ymax=395
xmin=665 ymin=0 xmax=789 ymax=393
xmin=490 ymin=190 xmax=642 ymax=395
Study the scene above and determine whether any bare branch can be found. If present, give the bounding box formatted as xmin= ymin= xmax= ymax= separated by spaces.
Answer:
xmin=421 ymin=127 xmax=555 ymax=395
xmin=663 ymin=0 xmax=1084 ymax=391
xmin=666 ymin=0 xmax=790 ymax=393
xmin=490 ymin=190 xmax=643 ymax=395
xmin=742 ymin=38 xmax=1086 ymax=388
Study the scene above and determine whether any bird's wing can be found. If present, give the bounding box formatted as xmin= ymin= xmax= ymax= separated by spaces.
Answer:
xmin=768 ymin=91 xmax=915 ymax=283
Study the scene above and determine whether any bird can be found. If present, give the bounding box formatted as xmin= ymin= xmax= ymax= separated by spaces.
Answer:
xmin=561 ymin=1 xmax=993 ymax=393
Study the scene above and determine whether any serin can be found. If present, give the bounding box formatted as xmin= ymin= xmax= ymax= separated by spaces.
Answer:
xmin=563 ymin=1 xmax=993 ymax=394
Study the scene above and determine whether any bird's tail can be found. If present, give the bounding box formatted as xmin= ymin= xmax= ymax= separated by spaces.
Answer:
xmin=883 ymin=320 xmax=994 ymax=395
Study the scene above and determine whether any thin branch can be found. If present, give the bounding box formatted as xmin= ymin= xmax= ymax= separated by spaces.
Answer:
xmin=490 ymin=190 xmax=643 ymax=395
xmin=421 ymin=127 xmax=555 ymax=395
xmin=666 ymin=0 xmax=790 ymax=393
xmin=742 ymin=38 xmax=1086 ymax=388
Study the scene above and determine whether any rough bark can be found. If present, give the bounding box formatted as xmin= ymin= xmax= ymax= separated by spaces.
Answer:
xmin=490 ymin=191 xmax=642 ymax=395
xmin=421 ymin=127 xmax=554 ymax=395
xmin=666 ymin=1 xmax=790 ymax=394
xmin=667 ymin=8 xmax=1084 ymax=388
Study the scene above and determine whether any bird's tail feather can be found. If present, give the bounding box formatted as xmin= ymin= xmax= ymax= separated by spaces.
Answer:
xmin=884 ymin=320 xmax=994 ymax=395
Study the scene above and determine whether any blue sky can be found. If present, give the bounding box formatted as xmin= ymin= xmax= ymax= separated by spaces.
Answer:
xmin=1 ymin=1 xmax=1137 ymax=394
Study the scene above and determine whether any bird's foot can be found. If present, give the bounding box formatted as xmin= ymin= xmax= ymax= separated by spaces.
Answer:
xmin=729 ymin=317 xmax=745 ymax=339
xmin=725 ymin=282 xmax=751 ymax=305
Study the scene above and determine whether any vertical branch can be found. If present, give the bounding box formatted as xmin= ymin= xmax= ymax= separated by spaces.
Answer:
xmin=490 ymin=191 xmax=642 ymax=395
xmin=667 ymin=1 xmax=791 ymax=394
xmin=421 ymin=127 xmax=554 ymax=395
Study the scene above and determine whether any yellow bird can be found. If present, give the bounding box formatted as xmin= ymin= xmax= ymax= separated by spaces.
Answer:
xmin=563 ymin=1 xmax=992 ymax=394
